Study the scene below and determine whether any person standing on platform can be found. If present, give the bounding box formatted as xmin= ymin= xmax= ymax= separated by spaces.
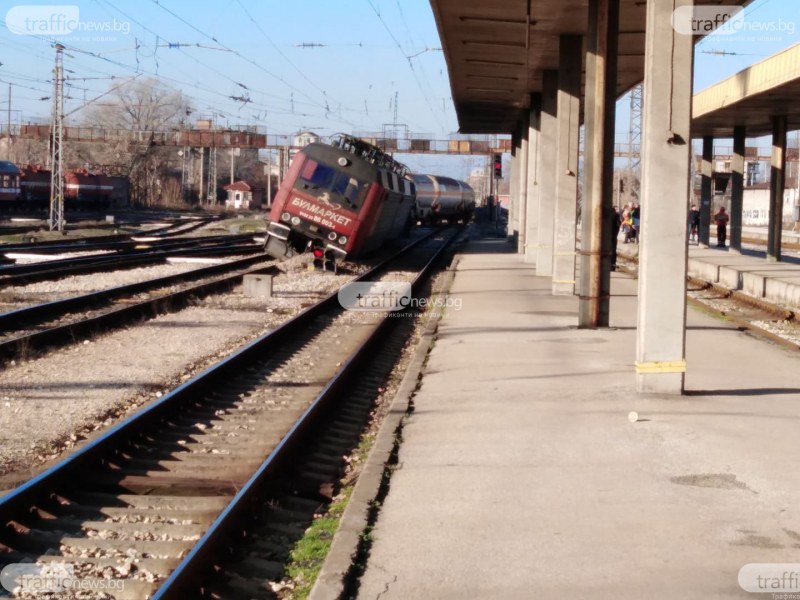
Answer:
xmin=688 ymin=204 xmax=700 ymax=243
xmin=610 ymin=205 xmax=621 ymax=270
xmin=630 ymin=203 xmax=641 ymax=243
xmin=714 ymin=206 xmax=730 ymax=248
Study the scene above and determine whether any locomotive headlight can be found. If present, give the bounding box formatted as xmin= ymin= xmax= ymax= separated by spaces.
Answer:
xmin=338 ymin=236 xmax=347 ymax=245
xmin=328 ymin=231 xmax=338 ymax=241
xmin=291 ymin=216 xmax=301 ymax=225
xmin=281 ymin=212 xmax=291 ymax=222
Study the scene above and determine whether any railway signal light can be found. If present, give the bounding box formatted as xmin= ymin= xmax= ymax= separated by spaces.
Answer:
xmin=493 ymin=153 xmax=502 ymax=179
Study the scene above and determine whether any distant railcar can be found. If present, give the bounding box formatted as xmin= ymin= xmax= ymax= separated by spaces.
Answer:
xmin=412 ymin=174 xmax=475 ymax=224
xmin=265 ymin=135 xmax=415 ymax=270
xmin=19 ymin=165 xmax=51 ymax=208
xmin=64 ymin=169 xmax=114 ymax=209
xmin=0 ymin=161 xmax=21 ymax=204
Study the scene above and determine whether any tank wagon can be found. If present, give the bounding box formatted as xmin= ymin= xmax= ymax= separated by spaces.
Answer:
xmin=265 ymin=135 xmax=415 ymax=270
xmin=0 ymin=161 xmax=21 ymax=205
xmin=411 ymin=174 xmax=475 ymax=224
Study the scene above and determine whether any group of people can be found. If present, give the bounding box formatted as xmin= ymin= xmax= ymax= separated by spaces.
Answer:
xmin=688 ymin=204 xmax=730 ymax=247
xmin=619 ymin=203 xmax=640 ymax=244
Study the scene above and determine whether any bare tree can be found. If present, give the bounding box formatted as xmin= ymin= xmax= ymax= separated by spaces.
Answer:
xmin=80 ymin=78 xmax=193 ymax=206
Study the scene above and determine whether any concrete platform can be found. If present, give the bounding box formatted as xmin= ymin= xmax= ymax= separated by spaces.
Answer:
xmin=618 ymin=233 xmax=800 ymax=311
xmin=354 ymin=234 xmax=800 ymax=600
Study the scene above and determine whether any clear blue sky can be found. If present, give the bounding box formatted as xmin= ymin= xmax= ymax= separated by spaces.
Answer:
xmin=0 ymin=1 xmax=456 ymax=135
xmin=1 ymin=0 xmax=798 ymax=177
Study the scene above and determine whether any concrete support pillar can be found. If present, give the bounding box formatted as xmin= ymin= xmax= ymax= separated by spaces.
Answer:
xmin=768 ymin=115 xmax=787 ymax=262
xmin=552 ymin=35 xmax=582 ymax=296
xmin=579 ymin=0 xmax=619 ymax=327
xmin=536 ymin=70 xmax=558 ymax=276
xmin=635 ymin=0 xmax=693 ymax=394
xmin=517 ymin=121 xmax=530 ymax=254
xmin=730 ymin=126 xmax=745 ymax=253
xmin=509 ymin=131 xmax=519 ymax=244
xmin=698 ymin=136 xmax=713 ymax=248
xmin=525 ymin=95 xmax=542 ymax=263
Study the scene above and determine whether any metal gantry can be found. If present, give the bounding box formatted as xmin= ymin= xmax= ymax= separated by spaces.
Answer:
xmin=628 ymin=83 xmax=643 ymax=173
xmin=49 ymin=44 xmax=65 ymax=232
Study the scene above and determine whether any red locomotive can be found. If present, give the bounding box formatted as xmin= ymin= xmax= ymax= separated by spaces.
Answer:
xmin=265 ymin=135 xmax=415 ymax=269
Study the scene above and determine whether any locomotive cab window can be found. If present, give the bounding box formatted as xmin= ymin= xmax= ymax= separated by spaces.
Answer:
xmin=296 ymin=158 xmax=368 ymax=211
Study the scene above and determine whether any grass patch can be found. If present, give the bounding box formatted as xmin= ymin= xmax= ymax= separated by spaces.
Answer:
xmin=282 ymin=431 xmax=378 ymax=599
xmin=283 ymin=486 xmax=354 ymax=599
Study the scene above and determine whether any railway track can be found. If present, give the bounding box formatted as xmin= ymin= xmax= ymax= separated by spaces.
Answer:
xmin=0 ymin=254 xmax=278 ymax=364
xmin=0 ymin=216 xmax=214 ymax=245
xmin=616 ymin=249 xmax=800 ymax=351
xmin=0 ymin=227 xmax=461 ymax=598
xmin=0 ymin=236 xmax=262 ymax=287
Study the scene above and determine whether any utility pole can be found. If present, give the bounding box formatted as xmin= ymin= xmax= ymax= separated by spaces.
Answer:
xmin=230 ymin=148 xmax=235 ymax=185
xmin=180 ymin=147 xmax=189 ymax=202
xmin=206 ymin=117 xmax=217 ymax=204
xmin=198 ymin=147 xmax=204 ymax=204
xmin=49 ymin=44 xmax=65 ymax=232
xmin=266 ymin=151 xmax=272 ymax=208
xmin=206 ymin=146 xmax=217 ymax=204
xmin=5 ymin=82 xmax=11 ymax=161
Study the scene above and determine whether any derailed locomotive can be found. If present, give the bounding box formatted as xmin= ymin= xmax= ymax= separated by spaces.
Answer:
xmin=265 ymin=135 xmax=415 ymax=269
xmin=412 ymin=174 xmax=475 ymax=224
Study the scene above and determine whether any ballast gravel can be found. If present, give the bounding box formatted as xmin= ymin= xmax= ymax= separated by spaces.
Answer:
xmin=0 ymin=256 xmax=363 ymax=485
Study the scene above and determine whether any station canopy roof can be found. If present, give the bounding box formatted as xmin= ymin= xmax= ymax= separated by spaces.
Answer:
xmin=692 ymin=42 xmax=800 ymax=138
xmin=429 ymin=0 xmax=754 ymax=134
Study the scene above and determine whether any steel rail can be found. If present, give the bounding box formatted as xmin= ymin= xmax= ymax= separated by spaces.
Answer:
xmin=0 ymin=242 xmax=262 ymax=287
xmin=0 ymin=260 xmax=278 ymax=363
xmin=152 ymin=227 xmax=460 ymax=598
xmin=0 ymin=255 xmax=273 ymax=332
xmin=0 ymin=230 xmax=443 ymax=521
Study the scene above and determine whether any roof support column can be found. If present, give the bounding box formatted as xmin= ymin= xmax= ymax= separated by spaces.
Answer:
xmin=635 ymin=0 xmax=693 ymax=394
xmin=517 ymin=121 xmax=530 ymax=254
xmin=698 ymin=136 xmax=713 ymax=248
xmin=552 ymin=35 xmax=582 ymax=296
xmin=525 ymin=94 xmax=542 ymax=263
xmin=768 ymin=115 xmax=787 ymax=262
xmin=729 ymin=126 xmax=746 ymax=253
xmin=536 ymin=71 xmax=558 ymax=277
xmin=509 ymin=130 xmax=519 ymax=246
xmin=579 ymin=0 xmax=619 ymax=326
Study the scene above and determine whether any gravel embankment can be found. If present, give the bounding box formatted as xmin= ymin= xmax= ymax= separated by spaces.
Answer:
xmin=0 ymin=255 xmax=362 ymax=484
